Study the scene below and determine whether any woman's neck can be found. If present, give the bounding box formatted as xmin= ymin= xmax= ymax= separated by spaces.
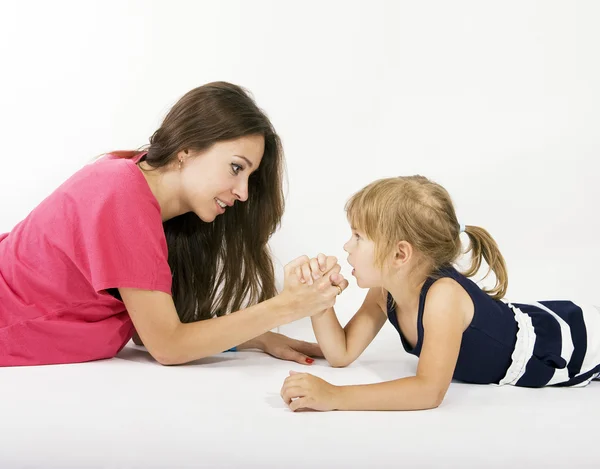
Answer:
xmin=137 ymin=162 xmax=186 ymax=221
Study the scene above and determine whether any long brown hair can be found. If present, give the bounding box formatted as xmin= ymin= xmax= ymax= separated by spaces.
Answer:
xmin=119 ymin=82 xmax=285 ymax=321
xmin=345 ymin=176 xmax=508 ymax=300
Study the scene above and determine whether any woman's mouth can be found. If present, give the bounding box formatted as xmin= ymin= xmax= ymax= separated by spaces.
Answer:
xmin=215 ymin=198 xmax=227 ymax=213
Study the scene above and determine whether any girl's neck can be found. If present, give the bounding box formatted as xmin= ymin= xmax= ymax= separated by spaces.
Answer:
xmin=384 ymin=265 xmax=432 ymax=317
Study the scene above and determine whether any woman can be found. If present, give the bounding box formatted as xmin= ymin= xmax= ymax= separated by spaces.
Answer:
xmin=0 ymin=81 xmax=348 ymax=367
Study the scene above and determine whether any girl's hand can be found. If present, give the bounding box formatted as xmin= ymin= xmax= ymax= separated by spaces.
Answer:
xmin=280 ymin=370 xmax=340 ymax=412
xmin=294 ymin=253 xmax=349 ymax=317
xmin=282 ymin=256 xmax=348 ymax=320
xmin=295 ymin=253 xmax=335 ymax=285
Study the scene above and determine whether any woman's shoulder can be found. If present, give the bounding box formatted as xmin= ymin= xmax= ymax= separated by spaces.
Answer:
xmin=52 ymin=155 xmax=160 ymax=222
xmin=63 ymin=154 xmax=148 ymax=199
xmin=82 ymin=153 xmax=139 ymax=181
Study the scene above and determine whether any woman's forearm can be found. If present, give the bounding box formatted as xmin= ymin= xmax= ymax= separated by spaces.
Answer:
xmin=132 ymin=324 xmax=269 ymax=352
xmin=162 ymin=294 xmax=298 ymax=364
xmin=236 ymin=332 xmax=272 ymax=350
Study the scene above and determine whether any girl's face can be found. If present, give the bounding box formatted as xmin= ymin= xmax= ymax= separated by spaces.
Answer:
xmin=343 ymin=227 xmax=384 ymax=288
xmin=180 ymin=135 xmax=264 ymax=222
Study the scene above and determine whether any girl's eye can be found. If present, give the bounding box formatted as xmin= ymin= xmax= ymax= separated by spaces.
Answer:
xmin=354 ymin=233 xmax=361 ymax=240
xmin=231 ymin=164 xmax=243 ymax=175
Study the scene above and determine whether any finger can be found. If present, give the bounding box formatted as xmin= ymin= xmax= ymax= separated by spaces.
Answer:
xmin=285 ymin=374 xmax=307 ymax=385
xmin=330 ymin=273 xmax=349 ymax=289
xmin=289 ymin=370 xmax=306 ymax=376
xmin=336 ymin=277 xmax=350 ymax=293
xmin=281 ymin=384 xmax=304 ymax=403
xmin=315 ymin=264 xmax=342 ymax=289
xmin=283 ymin=348 xmax=315 ymax=365
xmin=295 ymin=341 xmax=325 ymax=358
xmin=301 ymin=263 xmax=313 ymax=285
xmin=309 ymin=258 xmax=321 ymax=279
xmin=282 ymin=386 xmax=305 ymax=404
xmin=323 ymin=256 xmax=338 ymax=273
xmin=280 ymin=386 xmax=294 ymax=405
xmin=289 ymin=397 xmax=310 ymax=412
xmin=317 ymin=253 xmax=327 ymax=272
xmin=295 ymin=265 xmax=306 ymax=284
xmin=283 ymin=376 xmax=298 ymax=388
xmin=321 ymin=263 xmax=342 ymax=278
xmin=285 ymin=255 xmax=310 ymax=275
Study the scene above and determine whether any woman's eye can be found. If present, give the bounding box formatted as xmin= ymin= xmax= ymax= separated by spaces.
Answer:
xmin=231 ymin=164 xmax=242 ymax=175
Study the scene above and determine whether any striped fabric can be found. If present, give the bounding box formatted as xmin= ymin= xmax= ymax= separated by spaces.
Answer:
xmin=499 ymin=302 xmax=600 ymax=387
xmin=386 ymin=266 xmax=600 ymax=388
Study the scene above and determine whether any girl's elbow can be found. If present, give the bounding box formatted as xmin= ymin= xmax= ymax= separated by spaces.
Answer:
xmin=427 ymin=387 xmax=448 ymax=409
xmin=427 ymin=398 xmax=443 ymax=410
xmin=330 ymin=361 xmax=350 ymax=368
xmin=416 ymin=380 xmax=448 ymax=409
xmin=328 ymin=355 xmax=356 ymax=368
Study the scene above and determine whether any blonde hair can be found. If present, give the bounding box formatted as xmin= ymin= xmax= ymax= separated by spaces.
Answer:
xmin=345 ymin=176 xmax=508 ymax=300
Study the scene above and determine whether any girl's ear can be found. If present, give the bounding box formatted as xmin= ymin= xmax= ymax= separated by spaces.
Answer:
xmin=391 ymin=240 xmax=413 ymax=268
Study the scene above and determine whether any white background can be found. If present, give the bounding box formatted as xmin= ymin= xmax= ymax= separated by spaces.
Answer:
xmin=1 ymin=0 xmax=598 ymax=333
xmin=1 ymin=2 xmax=599 ymax=469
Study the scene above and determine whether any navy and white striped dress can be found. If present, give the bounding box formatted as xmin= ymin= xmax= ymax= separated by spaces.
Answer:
xmin=387 ymin=266 xmax=600 ymax=387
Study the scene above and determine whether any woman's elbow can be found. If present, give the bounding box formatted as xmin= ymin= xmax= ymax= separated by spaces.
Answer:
xmin=148 ymin=342 xmax=189 ymax=366
xmin=151 ymin=349 xmax=182 ymax=366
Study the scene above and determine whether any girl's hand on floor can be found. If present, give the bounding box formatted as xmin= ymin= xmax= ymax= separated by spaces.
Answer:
xmin=280 ymin=370 xmax=340 ymax=412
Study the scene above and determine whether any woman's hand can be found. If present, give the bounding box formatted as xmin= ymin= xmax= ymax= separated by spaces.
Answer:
xmin=281 ymin=255 xmax=348 ymax=320
xmin=256 ymin=331 xmax=325 ymax=365
xmin=280 ymin=370 xmax=341 ymax=411
xmin=292 ymin=253 xmax=349 ymax=317
xmin=295 ymin=253 xmax=334 ymax=285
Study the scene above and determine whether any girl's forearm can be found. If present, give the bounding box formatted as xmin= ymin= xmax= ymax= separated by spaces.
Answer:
xmin=310 ymin=308 xmax=350 ymax=367
xmin=334 ymin=376 xmax=445 ymax=411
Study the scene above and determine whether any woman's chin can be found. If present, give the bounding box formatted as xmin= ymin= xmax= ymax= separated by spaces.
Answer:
xmin=194 ymin=210 xmax=217 ymax=223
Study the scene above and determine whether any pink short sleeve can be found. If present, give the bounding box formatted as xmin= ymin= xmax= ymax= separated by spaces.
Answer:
xmin=73 ymin=158 xmax=172 ymax=295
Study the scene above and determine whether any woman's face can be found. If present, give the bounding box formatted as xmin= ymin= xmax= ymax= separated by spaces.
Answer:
xmin=179 ymin=134 xmax=264 ymax=222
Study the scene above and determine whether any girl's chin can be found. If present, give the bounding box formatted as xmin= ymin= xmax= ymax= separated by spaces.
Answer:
xmin=354 ymin=277 xmax=368 ymax=289
xmin=354 ymin=276 xmax=378 ymax=289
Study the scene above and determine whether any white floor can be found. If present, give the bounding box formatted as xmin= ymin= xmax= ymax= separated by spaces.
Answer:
xmin=1 ymin=324 xmax=598 ymax=469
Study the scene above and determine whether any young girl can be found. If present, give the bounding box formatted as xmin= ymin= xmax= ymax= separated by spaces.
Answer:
xmin=280 ymin=175 xmax=600 ymax=411
xmin=0 ymin=81 xmax=347 ymax=367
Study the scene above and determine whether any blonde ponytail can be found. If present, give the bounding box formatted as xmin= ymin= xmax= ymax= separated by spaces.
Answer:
xmin=463 ymin=225 xmax=508 ymax=300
